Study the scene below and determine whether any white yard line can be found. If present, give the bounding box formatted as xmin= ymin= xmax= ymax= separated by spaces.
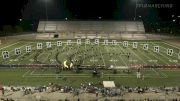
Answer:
xmin=73 ymin=44 xmax=80 ymax=64
xmin=19 ymin=45 xmax=38 ymax=64
xmin=156 ymin=42 xmax=178 ymax=57
xmin=104 ymin=45 xmax=117 ymax=67
xmin=91 ymin=45 xmax=95 ymax=64
xmin=130 ymin=44 xmax=164 ymax=77
xmin=162 ymin=41 xmax=180 ymax=50
xmin=148 ymin=48 xmax=169 ymax=65
xmin=118 ymin=45 xmax=147 ymax=65
xmin=22 ymin=70 xmax=31 ymax=78
xmin=112 ymin=45 xmax=127 ymax=66
xmin=0 ymin=42 xmax=20 ymax=50
xmin=83 ymin=42 xmax=86 ymax=64
xmin=98 ymin=45 xmax=106 ymax=66
xmin=23 ymin=73 xmax=168 ymax=78
xmin=150 ymin=42 xmax=175 ymax=61
xmin=2 ymin=43 xmax=33 ymax=64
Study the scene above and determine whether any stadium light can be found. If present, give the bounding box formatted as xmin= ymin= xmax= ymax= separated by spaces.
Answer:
xmin=19 ymin=19 xmax=22 ymax=21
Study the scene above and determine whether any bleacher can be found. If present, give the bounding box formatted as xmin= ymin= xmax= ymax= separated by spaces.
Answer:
xmin=36 ymin=21 xmax=148 ymax=40
xmin=37 ymin=21 xmax=145 ymax=33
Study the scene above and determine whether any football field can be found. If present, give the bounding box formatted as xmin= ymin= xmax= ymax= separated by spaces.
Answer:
xmin=0 ymin=39 xmax=180 ymax=87
xmin=0 ymin=39 xmax=179 ymax=66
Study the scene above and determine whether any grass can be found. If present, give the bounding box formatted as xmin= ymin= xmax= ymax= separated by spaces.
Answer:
xmin=0 ymin=68 xmax=180 ymax=87
xmin=0 ymin=39 xmax=179 ymax=87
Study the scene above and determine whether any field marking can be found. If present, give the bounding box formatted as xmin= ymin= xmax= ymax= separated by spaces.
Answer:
xmin=98 ymin=45 xmax=106 ymax=66
xmin=151 ymin=68 xmax=160 ymax=76
xmin=118 ymin=45 xmax=147 ymax=65
xmin=162 ymin=41 xmax=180 ymax=50
xmin=23 ymin=72 xmax=168 ymax=78
xmin=30 ymin=72 xmax=159 ymax=76
xmin=30 ymin=69 xmax=36 ymax=75
xmin=1 ymin=43 xmax=33 ymax=64
xmin=0 ymin=42 xmax=20 ymax=50
xmin=41 ymin=50 xmax=51 ymax=63
xmin=150 ymin=42 xmax=175 ymax=62
xmin=148 ymin=48 xmax=169 ymax=65
xmin=157 ymin=42 xmax=179 ymax=57
xmin=48 ymin=48 xmax=57 ymax=64
xmin=91 ymin=45 xmax=95 ymax=64
xmin=113 ymin=45 xmax=128 ymax=66
xmin=135 ymin=45 xmax=154 ymax=63
xmin=135 ymin=43 xmax=170 ymax=66
xmin=104 ymin=45 xmax=117 ymax=67
xmin=20 ymin=45 xmax=39 ymax=64
xmin=22 ymin=70 xmax=31 ymax=78
xmin=83 ymin=42 xmax=86 ymax=64
xmin=156 ymin=69 xmax=168 ymax=78
xmin=133 ymin=46 xmax=166 ymax=78
xmin=132 ymin=43 xmax=167 ymax=78
xmin=57 ymin=44 xmax=67 ymax=62
xmin=22 ymin=68 xmax=175 ymax=79
xmin=73 ymin=44 xmax=81 ymax=65
xmin=1 ymin=42 xmax=30 ymax=54
xmin=139 ymin=42 xmax=170 ymax=65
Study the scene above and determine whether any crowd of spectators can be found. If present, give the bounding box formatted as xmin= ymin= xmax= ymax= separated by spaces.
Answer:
xmin=0 ymin=82 xmax=180 ymax=101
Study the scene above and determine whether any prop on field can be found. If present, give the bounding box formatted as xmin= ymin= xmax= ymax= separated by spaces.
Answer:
xmin=46 ymin=42 xmax=52 ymax=48
xmin=167 ymin=49 xmax=173 ymax=56
xmin=15 ymin=48 xmax=21 ymax=55
xmin=57 ymin=41 xmax=62 ymax=47
xmin=67 ymin=40 xmax=71 ymax=45
xmin=77 ymin=39 xmax=81 ymax=45
xmin=123 ymin=41 xmax=128 ymax=48
xmin=154 ymin=46 xmax=160 ymax=53
xmin=103 ymin=81 xmax=116 ymax=88
xmin=104 ymin=39 xmax=108 ymax=45
xmin=112 ymin=40 xmax=117 ymax=45
xmin=63 ymin=60 xmax=69 ymax=68
xmin=85 ymin=39 xmax=90 ymax=44
xmin=63 ymin=60 xmax=74 ymax=69
xmin=26 ymin=46 xmax=32 ymax=53
xmin=143 ymin=44 xmax=148 ymax=51
xmin=37 ymin=43 xmax=43 ymax=49
xmin=94 ymin=39 xmax=99 ymax=45
xmin=2 ymin=51 xmax=9 ymax=59
xmin=133 ymin=42 xmax=138 ymax=49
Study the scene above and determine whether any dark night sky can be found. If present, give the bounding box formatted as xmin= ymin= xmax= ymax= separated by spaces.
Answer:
xmin=0 ymin=0 xmax=179 ymax=29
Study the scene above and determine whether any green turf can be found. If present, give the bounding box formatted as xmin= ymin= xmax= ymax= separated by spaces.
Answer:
xmin=0 ymin=40 xmax=179 ymax=66
xmin=0 ymin=39 xmax=179 ymax=87
xmin=0 ymin=68 xmax=180 ymax=87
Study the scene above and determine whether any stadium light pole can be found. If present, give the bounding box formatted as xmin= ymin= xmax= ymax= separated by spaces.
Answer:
xmin=45 ymin=0 xmax=48 ymax=21
xmin=134 ymin=0 xmax=138 ymax=21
